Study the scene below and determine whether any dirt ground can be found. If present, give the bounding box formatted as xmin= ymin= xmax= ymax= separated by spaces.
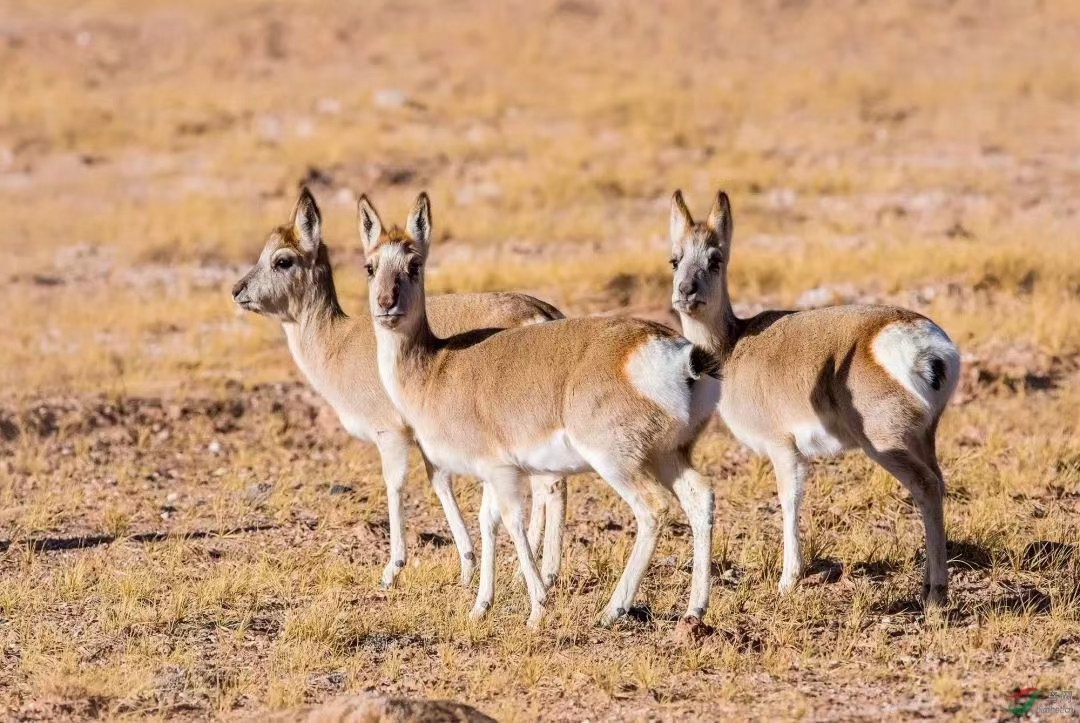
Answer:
xmin=2 ymin=0 xmax=1080 ymax=720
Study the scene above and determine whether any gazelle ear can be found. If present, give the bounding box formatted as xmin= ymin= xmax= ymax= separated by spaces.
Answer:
xmin=670 ymin=190 xmax=693 ymax=243
xmin=357 ymin=194 xmax=383 ymax=255
xmin=706 ymin=190 xmax=733 ymax=250
xmin=406 ymin=192 xmax=432 ymax=254
xmin=708 ymin=190 xmax=734 ymax=246
xmin=292 ymin=187 xmax=322 ymax=254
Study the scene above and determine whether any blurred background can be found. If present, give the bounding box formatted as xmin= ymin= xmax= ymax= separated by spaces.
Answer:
xmin=3 ymin=0 xmax=1078 ymax=395
xmin=3 ymin=2 xmax=1080 ymax=719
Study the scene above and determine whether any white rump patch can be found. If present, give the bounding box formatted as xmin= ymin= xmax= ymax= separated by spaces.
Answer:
xmin=625 ymin=338 xmax=696 ymax=425
xmin=872 ymin=319 xmax=961 ymax=413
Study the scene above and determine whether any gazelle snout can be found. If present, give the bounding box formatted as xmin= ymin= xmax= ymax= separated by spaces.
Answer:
xmin=672 ymin=271 xmax=706 ymax=313
xmin=232 ymin=272 xmax=259 ymax=311
xmin=376 ymin=283 xmax=399 ymax=315
xmin=673 ymin=277 xmax=701 ymax=308
xmin=232 ymin=277 xmax=248 ymax=301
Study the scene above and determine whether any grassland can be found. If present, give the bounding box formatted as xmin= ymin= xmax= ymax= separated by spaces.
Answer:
xmin=1 ymin=0 xmax=1079 ymax=720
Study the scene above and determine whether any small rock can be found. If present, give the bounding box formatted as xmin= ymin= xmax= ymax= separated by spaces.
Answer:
xmin=244 ymin=482 xmax=273 ymax=504
xmin=373 ymin=89 xmax=408 ymax=109
xmin=166 ymin=492 xmax=179 ymax=503
xmin=328 ymin=484 xmax=353 ymax=497
xmin=207 ymin=440 xmax=222 ymax=455
xmin=671 ymin=616 xmax=714 ymax=645
xmin=315 ymin=97 xmax=341 ymax=115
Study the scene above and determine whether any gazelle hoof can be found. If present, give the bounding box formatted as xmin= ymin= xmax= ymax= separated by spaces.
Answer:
xmin=459 ymin=560 xmax=474 ymax=586
xmin=597 ymin=606 xmax=626 ymax=628
xmin=921 ymin=583 xmax=948 ymax=607
xmin=469 ymin=600 xmax=491 ymax=621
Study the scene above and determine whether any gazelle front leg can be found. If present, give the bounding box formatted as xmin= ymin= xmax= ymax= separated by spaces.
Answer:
xmin=470 ymin=484 xmax=501 ymax=621
xmin=421 ymin=452 xmax=474 ymax=586
xmin=487 ymin=468 xmax=548 ymax=629
xmin=769 ymin=444 xmax=808 ymax=594
xmin=374 ymin=430 xmax=411 ymax=589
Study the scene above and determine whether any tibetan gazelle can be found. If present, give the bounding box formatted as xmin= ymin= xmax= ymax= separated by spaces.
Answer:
xmin=232 ymin=188 xmax=567 ymax=590
xmin=668 ymin=189 xmax=961 ymax=605
xmin=359 ymin=192 xmax=720 ymax=628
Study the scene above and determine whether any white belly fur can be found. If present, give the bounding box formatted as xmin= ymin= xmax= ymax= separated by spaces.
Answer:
xmin=720 ymin=402 xmax=852 ymax=460
xmin=512 ymin=429 xmax=591 ymax=474
xmin=415 ymin=428 xmax=590 ymax=478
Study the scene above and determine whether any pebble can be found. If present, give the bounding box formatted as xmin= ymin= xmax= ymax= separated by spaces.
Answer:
xmin=373 ymin=89 xmax=407 ymax=109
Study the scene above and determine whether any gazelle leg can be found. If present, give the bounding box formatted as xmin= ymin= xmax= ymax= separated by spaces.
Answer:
xmin=768 ymin=444 xmax=809 ymax=593
xmin=540 ymin=476 xmax=567 ymax=588
xmin=487 ymin=468 xmax=548 ymax=628
xmin=866 ymin=445 xmax=948 ymax=606
xmin=374 ymin=431 xmax=411 ymax=589
xmin=658 ymin=452 xmax=714 ymax=620
xmin=421 ymin=452 xmax=474 ymax=585
xmin=470 ymin=485 xmax=501 ymax=620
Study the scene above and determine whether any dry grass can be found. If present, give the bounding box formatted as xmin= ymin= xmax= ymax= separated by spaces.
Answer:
xmin=1 ymin=0 xmax=1079 ymax=720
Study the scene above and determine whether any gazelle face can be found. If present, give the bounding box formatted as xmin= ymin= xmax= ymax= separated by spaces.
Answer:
xmin=669 ymin=190 xmax=733 ymax=317
xmin=232 ymin=188 xmax=323 ymax=323
xmin=358 ymin=193 xmax=431 ymax=331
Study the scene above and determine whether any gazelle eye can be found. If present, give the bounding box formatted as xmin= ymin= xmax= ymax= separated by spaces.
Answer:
xmin=407 ymin=260 xmax=421 ymax=279
xmin=708 ymin=256 xmax=722 ymax=272
xmin=365 ymin=263 xmax=375 ymax=278
xmin=273 ymin=255 xmax=294 ymax=270
xmin=670 ymin=257 xmax=680 ymax=270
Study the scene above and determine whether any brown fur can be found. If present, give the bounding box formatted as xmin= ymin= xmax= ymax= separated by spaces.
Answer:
xmin=362 ymin=192 xmax=719 ymax=627
xmin=233 ymin=188 xmax=567 ymax=590
xmin=670 ymin=189 xmax=960 ymax=604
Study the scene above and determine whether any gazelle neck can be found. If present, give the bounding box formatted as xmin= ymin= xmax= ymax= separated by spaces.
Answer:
xmin=283 ymin=253 xmax=348 ymax=373
xmin=372 ymin=290 xmax=439 ymax=412
xmin=679 ymin=292 xmax=741 ymax=365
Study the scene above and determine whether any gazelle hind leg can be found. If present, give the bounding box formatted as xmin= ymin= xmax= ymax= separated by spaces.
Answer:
xmin=374 ymin=431 xmax=411 ymax=589
xmin=421 ymin=452 xmax=475 ymax=586
xmin=657 ymin=452 xmax=714 ymax=620
xmin=768 ymin=444 xmax=809 ymax=593
xmin=578 ymin=450 xmax=662 ymax=626
xmin=865 ymin=444 xmax=948 ymax=606
xmin=526 ymin=476 xmax=547 ymax=560
xmin=540 ymin=476 xmax=567 ymax=588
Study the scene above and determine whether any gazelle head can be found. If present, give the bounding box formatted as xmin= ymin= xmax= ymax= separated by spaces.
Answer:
xmin=358 ymin=192 xmax=431 ymax=331
xmin=669 ymin=189 xmax=733 ymax=318
xmin=232 ymin=187 xmax=331 ymax=323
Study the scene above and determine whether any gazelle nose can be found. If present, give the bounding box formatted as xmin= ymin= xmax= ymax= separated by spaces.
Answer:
xmin=678 ymin=279 xmax=697 ymax=298
xmin=232 ymin=279 xmax=248 ymax=300
xmin=377 ymin=287 xmax=398 ymax=312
